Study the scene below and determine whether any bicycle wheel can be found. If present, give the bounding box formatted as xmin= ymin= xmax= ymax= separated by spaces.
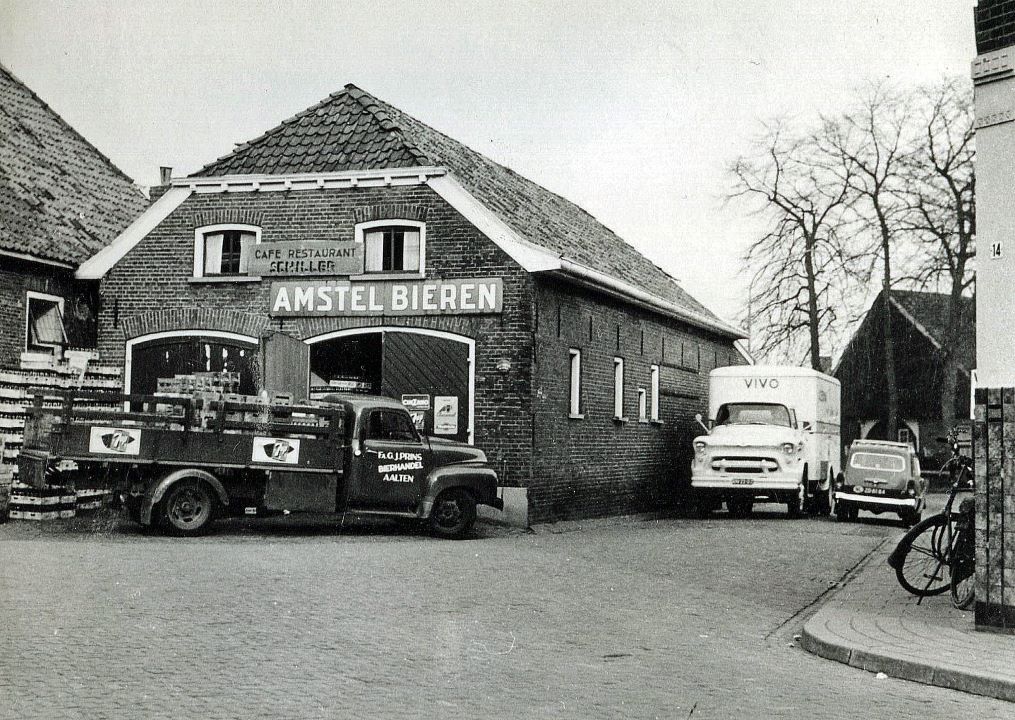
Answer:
xmin=894 ymin=514 xmax=952 ymax=596
xmin=950 ymin=529 xmax=976 ymax=610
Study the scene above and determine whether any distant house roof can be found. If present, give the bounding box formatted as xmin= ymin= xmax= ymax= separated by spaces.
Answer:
xmin=0 ymin=63 xmax=149 ymax=267
xmin=890 ymin=289 xmax=976 ymax=372
xmin=193 ymin=83 xmax=738 ymax=338
xmin=835 ymin=289 xmax=975 ymax=376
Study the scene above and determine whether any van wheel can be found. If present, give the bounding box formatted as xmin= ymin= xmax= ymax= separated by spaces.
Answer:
xmin=727 ymin=498 xmax=753 ymax=518
xmin=161 ymin=480 xmax=216 ymax=536
xmin=429 ymin=489 xmax=476 ymax=539
xmin=787 ymin=480 xmax=806 ymax=518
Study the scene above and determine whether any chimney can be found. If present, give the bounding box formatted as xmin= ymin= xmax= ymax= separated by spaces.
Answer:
xmin=159 ymin=166 xmax=173 ymax=186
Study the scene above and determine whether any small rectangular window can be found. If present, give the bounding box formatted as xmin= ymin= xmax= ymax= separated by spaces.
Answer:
xmin=364 ymin=227 xmax=421 ymax=273
xmin=25 ymin=293 xmax=66 ymax=352
xmin=569 ymin=349 xmax=582 ymax=417
xmin=203 ymin=230 xmax=254 ymax=275
xmin=650 ymin=365 xmax=660 ymax=421
xmin=638 ymin=388 xmax=647 ymax=421
xmin=613 ymin=357 xmax=625 ymax=419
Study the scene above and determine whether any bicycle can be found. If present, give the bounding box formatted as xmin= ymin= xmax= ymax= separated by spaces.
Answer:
xmin=886 ymin=429 xmax=974 ymax=604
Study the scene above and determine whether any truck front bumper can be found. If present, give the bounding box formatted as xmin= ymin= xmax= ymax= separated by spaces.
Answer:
xmin=691 ymin=473 xmax=802 ymax=492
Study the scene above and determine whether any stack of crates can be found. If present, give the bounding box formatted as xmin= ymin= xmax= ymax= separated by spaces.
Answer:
xmin=8 ymin=481 xmax=75 ymax=520
xmin=75 ymin=488 xmax=112 ymax=512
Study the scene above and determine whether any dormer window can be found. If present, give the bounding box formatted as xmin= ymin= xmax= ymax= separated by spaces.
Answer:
xmin=355 ymin=220 xmax=425 ymax=276
xmin=193 ymin=224 xmax=260 ymax=278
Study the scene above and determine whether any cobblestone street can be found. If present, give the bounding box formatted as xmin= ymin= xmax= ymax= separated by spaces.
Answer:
xmin=1 ymin=506 xmax=1011 ymax=719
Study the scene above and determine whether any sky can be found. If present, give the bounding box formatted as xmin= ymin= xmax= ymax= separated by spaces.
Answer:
xmin=0 ymin=0 xmax=978 ymax=341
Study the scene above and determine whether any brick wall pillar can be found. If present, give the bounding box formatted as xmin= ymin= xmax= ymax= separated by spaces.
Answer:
xmin=974 ymin=387 xmax=1015 ymax=632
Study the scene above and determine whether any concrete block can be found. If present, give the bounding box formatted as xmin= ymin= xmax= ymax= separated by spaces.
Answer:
xmin=477 ymin=486 xmax=528 ymax=528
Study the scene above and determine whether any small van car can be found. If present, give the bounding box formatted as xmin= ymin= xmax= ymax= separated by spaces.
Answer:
xmin=834 ymin=439 xmax=926 ymax=525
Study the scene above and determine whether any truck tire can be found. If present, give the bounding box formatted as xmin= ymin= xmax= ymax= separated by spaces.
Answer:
xmin=786 ymin=477 xmax=806 ymax=518
xmin=160 ymin=479 xmax=216 ymax=536
xmin=726 ymin=497 xmax=753 ymax=518
xmin=429 ymin=488 xmax=477 ymax=539
xmin=813 ymin=471 xmax=833 ymax=516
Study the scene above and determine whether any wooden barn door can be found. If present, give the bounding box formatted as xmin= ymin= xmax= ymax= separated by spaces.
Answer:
xmin=381 ymin=332 xmax=471 ymax=444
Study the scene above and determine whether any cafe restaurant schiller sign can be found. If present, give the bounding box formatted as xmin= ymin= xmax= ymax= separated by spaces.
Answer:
xmin=248 ymin=241 xmax=363 ymax=276
xmin=269 ymin=278 xmax=503 ymax=317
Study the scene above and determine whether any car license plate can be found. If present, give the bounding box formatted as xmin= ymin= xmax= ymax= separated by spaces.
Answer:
xmin=732 ymin=478 xmax=754 ymax=486
xmin=856 ymin=487 xmax=886 ymax=495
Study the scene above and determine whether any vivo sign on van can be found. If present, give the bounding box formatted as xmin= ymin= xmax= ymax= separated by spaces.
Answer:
xmin=744 ymin=378 xmax=779 ymax=389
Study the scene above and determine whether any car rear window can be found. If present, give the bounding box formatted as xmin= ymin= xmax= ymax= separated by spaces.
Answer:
xmin=850 ymin=452 xmax=906 ymax=472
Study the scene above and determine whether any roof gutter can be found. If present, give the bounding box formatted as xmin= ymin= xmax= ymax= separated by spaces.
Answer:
xmin=544 ymin=259 xmax=745 ymax=339
xmin=0 ymin=249 xmax=75 ymax=270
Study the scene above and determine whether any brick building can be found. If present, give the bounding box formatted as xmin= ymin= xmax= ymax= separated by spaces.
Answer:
xmin=0 ymin=63 xmax=148 ymax=367
xmin=78 ymin=84 xmax=745 ymax=522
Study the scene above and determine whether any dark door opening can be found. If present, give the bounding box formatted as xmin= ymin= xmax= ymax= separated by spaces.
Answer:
xmin=309 ymin=331 xmax=471 ymax=443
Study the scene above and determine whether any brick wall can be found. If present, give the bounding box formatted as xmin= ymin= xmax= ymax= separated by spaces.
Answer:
xmin=0 ymin=258 xmax=98 ymax=367
xmin=97 ymin=184 xmax=536 ymax=488
xmin=975 ymin=1 xmax=1015 ymax=54
xmin=530 ymin=277 xmax=744 ymax=522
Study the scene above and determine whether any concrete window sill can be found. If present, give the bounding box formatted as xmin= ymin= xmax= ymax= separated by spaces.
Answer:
xmin=613 ymin=416 xmax=629 ymax=424
xmin=568 ymin=413 xmax=586 ymax=420
xmin=188 ymin=276 xmax=263 ymax=284
xmin=651 ymin=419 xmax=665 ymax=426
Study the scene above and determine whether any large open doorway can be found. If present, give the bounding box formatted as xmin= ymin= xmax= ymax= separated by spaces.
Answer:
xmin=307 ymin=328 xmax=474 ymax=444
xmin=126 ymin=331 xmax=258 ymax=396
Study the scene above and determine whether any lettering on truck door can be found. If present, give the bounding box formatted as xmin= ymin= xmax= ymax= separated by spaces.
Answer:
xmin=347 ymin=409 xmax=429 ymax=511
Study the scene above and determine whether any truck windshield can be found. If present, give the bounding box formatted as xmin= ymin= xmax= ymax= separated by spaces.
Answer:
xmin=715 ymin=403 xmax=792 ymax=427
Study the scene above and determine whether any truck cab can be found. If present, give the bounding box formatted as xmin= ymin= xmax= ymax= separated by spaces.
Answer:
xmin=690 ymin=366 xmax=841 ymax=518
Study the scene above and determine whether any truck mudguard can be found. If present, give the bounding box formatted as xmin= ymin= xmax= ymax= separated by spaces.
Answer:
xmin=142 ymin=469 xmax=230 ymax=526
xmin=420 ymin=465 xmax=501 ymax=518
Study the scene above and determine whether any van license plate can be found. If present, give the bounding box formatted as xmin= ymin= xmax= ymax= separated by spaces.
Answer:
xmin=732 ymin=478 xmax=754 ymax=485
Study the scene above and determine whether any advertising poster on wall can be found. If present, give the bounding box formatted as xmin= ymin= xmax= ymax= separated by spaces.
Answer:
xmin=434 ymin=396 xmax=458 ymax=435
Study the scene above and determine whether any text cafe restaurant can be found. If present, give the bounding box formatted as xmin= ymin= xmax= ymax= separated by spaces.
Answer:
xmin=78 ymin=84 xmax=746 ymax=522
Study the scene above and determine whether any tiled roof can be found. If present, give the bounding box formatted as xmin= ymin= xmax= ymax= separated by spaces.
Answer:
xmin=891 ymin=289 xmax=976 ymax=372
xmin=196 ymin=84 xmax=729 ymax=334
xmin=0 ymin=64 xmax=149 ymax=266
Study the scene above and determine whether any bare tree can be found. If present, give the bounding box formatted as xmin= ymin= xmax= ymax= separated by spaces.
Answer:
xmin=900 ymin=79 xmax=975 ymax=432
xmin=818 ymin=84 xmax=917 ymax=439
xmin=729 ymin=122 xmax=855 ymax=369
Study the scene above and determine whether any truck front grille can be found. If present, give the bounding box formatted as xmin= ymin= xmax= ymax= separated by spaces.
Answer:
xmin=710 ymin=456 xmax=780 ymax=474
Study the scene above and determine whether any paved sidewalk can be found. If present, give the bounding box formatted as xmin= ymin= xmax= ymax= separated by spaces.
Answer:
xmin=802 ymin=536 xmax=1015 ymax=702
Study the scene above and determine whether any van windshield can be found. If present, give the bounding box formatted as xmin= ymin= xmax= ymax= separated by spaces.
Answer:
xmin=715 ymin=403 xmax=792 ymax=427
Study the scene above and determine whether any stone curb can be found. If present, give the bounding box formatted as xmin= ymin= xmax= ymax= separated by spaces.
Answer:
xmin=800 ymin=612 xmax=1015 ymax=703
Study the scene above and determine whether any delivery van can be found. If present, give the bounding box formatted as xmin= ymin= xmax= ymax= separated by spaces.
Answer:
xmin=690 ymin=366 xmax=841 ymax=518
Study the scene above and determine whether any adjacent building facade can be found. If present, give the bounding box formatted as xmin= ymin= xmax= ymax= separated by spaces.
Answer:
xmin=77 ymin=84 xmax=745 ymax=522
xmin=0 ymin=63 xmax=149 ymax=367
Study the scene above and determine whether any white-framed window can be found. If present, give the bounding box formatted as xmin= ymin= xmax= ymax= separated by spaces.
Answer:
xmin=638 ymin=387 xmax=647 ymax=421
xmin=193 ymin=224 xmax=260 ymax=278
xmin=354 ymin=219 xmax=425 ymax=276
xmin=25 ymin=291 xmax=66 ymax=352
xmin=650 ymin=364 xmax=660 ymax=421
xmin=569 ymin=348 xmax=583 ymax=418
xmin=898 ymin=428 xmax=911 ymax=446
xmin=613 ymin=357 xmax=625 ymax=419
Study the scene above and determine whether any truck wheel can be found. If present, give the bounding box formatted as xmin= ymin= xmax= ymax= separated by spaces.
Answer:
xmin=813 ymin=472 xmax=833 ymax=516
xmin=161 ymin=479 xmax=216 ymax=536
xmin=429 ymin=489 xmax=476 ymax=539
xmin=786 ymin=480 xmax=806 ymax=518
xmin=726 ymin=497 xmax=753 ymax=518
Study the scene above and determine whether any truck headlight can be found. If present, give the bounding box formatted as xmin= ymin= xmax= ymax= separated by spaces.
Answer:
xmin=694 ymin=441 xmax=707 ymax=456
xmin=781 ymin=442 xmax=796 ymax=455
